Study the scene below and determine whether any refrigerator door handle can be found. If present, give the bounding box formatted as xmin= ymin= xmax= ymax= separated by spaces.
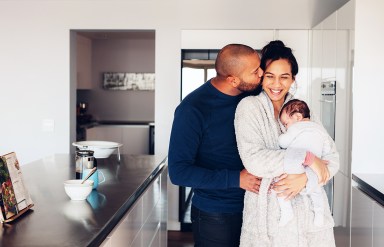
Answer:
xmin=319 ymin=99 xmax=335 ymax=103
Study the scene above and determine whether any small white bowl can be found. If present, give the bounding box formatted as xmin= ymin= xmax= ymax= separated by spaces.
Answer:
xmin=64 ymin=179 xmax=94 ymax=200
xmin=72 ymin=141 xmax=122 ymax=158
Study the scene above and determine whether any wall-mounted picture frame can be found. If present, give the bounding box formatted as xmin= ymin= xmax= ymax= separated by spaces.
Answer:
xmin=103 ymin=72 xmax=155 ymax=90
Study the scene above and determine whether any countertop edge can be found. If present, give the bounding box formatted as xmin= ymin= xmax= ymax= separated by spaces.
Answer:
xmin=79 ymin=121 xmax=155 ymax=129
xmin=88 ymin=156 xmax=168 ymax=247
xmin=352 ymin=173 xmax=384 ymax=207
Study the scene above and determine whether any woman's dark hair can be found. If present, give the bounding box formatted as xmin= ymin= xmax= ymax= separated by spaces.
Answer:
xmin=280 ymin=99 xmax=310 ymax=119
xmin=260 ymin=40 xmax=298 ymax=77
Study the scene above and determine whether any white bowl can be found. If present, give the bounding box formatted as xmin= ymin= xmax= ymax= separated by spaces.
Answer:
xmin=64 ymin=179 xmax=94 ymax=200
xmin=72 ymin=141 xmax=123 ymax=158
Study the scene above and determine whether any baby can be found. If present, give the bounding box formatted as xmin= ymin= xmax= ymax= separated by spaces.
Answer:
xmin=277 ymin=99 xmax=331 ymax=227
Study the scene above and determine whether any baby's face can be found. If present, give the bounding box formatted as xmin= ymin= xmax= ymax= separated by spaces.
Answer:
xmin=280 ymin=111 xmax=301 ymax=129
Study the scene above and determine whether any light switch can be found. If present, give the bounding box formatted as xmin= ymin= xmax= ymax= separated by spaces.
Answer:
xmin=42 ymin=119 xmax=55 ymax=132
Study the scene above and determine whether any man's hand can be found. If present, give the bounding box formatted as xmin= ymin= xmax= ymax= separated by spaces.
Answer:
xmin=310 ymin=156 xmax=330 ymax=185
xmin=240 ymin=169 xmax=261 ymax=194
xmin=273 ymin=173 xmax=307 ymax=200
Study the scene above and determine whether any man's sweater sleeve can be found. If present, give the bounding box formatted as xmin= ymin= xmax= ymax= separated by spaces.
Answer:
xmin=168 ymin=105 xmax=240 ymax=190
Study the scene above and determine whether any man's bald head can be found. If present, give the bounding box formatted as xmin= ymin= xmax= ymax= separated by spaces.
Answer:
xmin=215 ymin=44 xmax=257 ymax=78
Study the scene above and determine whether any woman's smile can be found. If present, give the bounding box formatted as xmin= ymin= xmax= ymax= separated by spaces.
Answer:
xmin=270 ymin=88 xmax=283 ymax=95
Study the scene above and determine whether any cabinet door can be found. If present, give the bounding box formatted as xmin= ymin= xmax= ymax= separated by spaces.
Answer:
xmin=122 ymin=126 xmax=149 ymax=155
xmin=373 ymin=202 xmax=384 ymax=247
xmin=86 ymin=126 xmax=123 ymax=143
xmin=101 ymin=166 xmax=167 ymax=246
xmin=107 ymin=198 xmax=143 ymax=247
xmin=321 ymin=12 xmax=337 ymax=80
xmin=275 ymin=30 xmax=310 ymax=103
xmin=310 ymin=28 xmax=323 ymax=115
xmin=87 ymin=125 xmax=150 ymax=155
xmin=99 ymin=237 xmax=112 ymax=247
xmin=351 ymin=186 xmax=373 ymax=247
xmin=86 ymin=127 xmax=100 ymax=140
xmin=333 ymin=173 xmax=351 ymax=247
xmin=333 ymin=172 xmax=351 ymax=227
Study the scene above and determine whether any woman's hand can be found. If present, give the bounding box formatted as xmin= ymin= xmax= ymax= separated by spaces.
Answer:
xmin=309 ymin=156 xmax=330 ymax=185
xmin=273 ymin=173 xmax=307 ymax=200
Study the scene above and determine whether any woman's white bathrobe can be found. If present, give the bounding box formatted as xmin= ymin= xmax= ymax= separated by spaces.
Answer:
xmin=234 ymin=91 xmax=339 ymax=247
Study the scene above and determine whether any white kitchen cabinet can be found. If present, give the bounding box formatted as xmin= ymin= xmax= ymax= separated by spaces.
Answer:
xmin=87 ymin=125 xmax=122 ymax=142
xmin=122 ymin=126 xmax=150 ymax=155
xmin=100 ymin=166 xmax=167 ymax=247
xmin=99 ymin=237 xmax=112 ymax=247
xmin=86 ymin=125 xmax=150 ymax=155
xmin=351 ymin=186 xmax=374 ymax=247
xmin=321 ymin=12 xmax=337 ymax=80
xmin=373 ymin=202 xmax=384 ymax=246
xmin=310 ymin=27 xmax=323 ymax=113
xmin=333 ymin=172 xmax=351 ymax=227
xmin=275 ymin=30 xmax=310 ymax=103
xmin=321 ymin=29 xmax=337 ymax=80
xmin=108 ymin=197 xmax=143 ymax=246
xmin=351 ymin=185 xmax=384 ymax=247
xmin=77 ymin=34 xmax=92 ymax=89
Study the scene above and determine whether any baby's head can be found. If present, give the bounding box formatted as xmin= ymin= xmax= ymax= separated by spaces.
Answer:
xmin=279 ymin=99 xmax=310 ymax=129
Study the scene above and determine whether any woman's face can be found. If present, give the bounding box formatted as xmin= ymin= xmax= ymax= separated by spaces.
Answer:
xmin=262 ymin=59 xmax=295 ymax=105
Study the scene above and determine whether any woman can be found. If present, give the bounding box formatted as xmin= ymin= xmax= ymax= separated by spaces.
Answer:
xmin=234 ymin=40 xmax=339 ymax=246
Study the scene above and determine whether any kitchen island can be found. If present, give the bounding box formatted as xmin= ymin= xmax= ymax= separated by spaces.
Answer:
xmin=352 ymin=173 xmax=384 ymax=206
xmin=351 ymin=173 xmax=384 ymax=246
xmin=0 ymin=154 xmax=167 ymax=247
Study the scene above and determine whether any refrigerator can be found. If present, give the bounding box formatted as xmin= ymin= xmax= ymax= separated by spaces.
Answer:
xmin=320 ymin=80 xmax=336 ymax=213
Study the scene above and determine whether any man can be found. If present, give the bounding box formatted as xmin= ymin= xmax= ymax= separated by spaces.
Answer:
xmin=168 ymin=44 xmax=264 ymax=246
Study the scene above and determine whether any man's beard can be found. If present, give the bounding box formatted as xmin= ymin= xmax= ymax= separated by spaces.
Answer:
xmin=238 ymin=80 xmax=260 ymax=92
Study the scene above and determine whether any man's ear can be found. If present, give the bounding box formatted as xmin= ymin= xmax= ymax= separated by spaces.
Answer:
xmin=227 ymin=75 xmax=239 ymax=88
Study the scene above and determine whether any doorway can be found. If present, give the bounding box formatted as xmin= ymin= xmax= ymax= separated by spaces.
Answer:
xmin=179 ymin=49 xmax=218 ymax=231
xmin=69 ymin=30 xmax=155 ymax=151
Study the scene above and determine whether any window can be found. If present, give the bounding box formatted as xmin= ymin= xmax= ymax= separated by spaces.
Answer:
xmin=181 ymin=49 xmax=219 ymax=100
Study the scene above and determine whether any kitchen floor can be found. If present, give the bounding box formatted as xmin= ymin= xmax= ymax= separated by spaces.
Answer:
xmin=168 ymin=198 xmax=350 ymax=247
xmin=168 ymin=231 xmax=194 ymax=247
xmin=168 ymin=227 xmax=350 ymax=247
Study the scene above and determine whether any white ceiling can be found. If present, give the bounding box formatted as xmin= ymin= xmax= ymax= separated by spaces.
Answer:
xmin=75 ymin=0 xmax=351 ymax=40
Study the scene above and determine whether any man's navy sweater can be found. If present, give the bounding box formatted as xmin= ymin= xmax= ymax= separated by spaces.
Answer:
xmin=168 ymin=80 xmax=253 ymax=213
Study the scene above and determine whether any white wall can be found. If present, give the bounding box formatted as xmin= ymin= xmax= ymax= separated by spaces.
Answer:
xmin=352 ymin=0 xmax=384 ymax=173
xmin=0 ymin=0 xmax=351 ymax=230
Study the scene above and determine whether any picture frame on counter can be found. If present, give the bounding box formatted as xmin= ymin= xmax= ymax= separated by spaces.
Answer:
xmin=103 ymin=72 xmax=155 ymax=91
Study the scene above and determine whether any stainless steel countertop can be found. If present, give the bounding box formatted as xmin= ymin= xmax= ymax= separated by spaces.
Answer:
xmin=352 ymin=173 xmax=384 ymax=206
xmin=0 ymin=154 xmax=167 ymax=247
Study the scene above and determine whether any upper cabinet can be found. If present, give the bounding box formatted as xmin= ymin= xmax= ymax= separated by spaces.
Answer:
xmin=77 ymin=35 xmax=92 ymax=89
xmin=275 ymin=30 xmax=310 ymax=103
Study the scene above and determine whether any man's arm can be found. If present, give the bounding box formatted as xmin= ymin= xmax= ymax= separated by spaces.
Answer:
xmin=168 ymin=105 xmax=247 ymax=190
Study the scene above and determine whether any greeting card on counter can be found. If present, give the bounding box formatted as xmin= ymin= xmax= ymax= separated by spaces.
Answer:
xmin=0 ymin=152 xmax=34 ymax=223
